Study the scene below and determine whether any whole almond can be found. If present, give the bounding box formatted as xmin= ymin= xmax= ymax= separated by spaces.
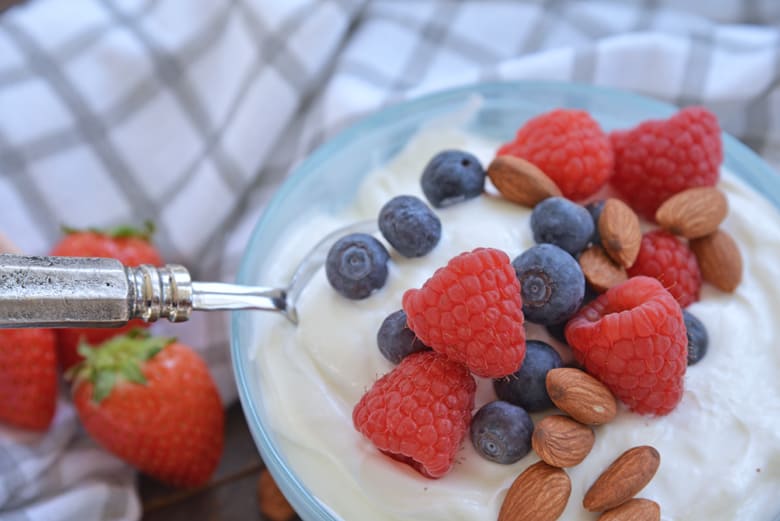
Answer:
xmin=690 ymin=229 xmax=743 ymax=292
xmin=257 ymin=469 xmax=296 ymax=521
xmin=487 ymin=155 xmax=562 ymax=207
xmin=599 ymin=199 xmax=641 ymax=268
xmin=655 ymin=187 xmax=728 ymax=239
xmin=598 ymin=498 xmax=661 ymax=521
xmin=532 ymin=415 xmax=595 ymax=468
xmin=583 ymin=446 xmax=661 ymax=512
xmin=546 ymin=368 xmax=617 ymax=425
xmin=579 ymin=244 xmax=628 ymax=292
xmin=499 ymin=461 xmax=571 ymax=521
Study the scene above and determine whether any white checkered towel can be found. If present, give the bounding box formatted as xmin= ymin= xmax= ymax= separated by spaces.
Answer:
xmin=1 ymin=0 xmax=780 ymax=519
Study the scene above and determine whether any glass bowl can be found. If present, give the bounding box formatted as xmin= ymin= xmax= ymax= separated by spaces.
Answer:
xmin=231 ymin=81 xmax=780 ymax=521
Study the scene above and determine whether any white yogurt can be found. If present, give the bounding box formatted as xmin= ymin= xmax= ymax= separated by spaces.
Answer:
xmin=252 ymin=128 xmax=780 ymax=521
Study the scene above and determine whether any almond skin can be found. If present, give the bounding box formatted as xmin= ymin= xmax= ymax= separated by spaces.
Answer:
xmin=532 ymin=414 xmax=595 ymax=468
xmin=655 ymin=187 xmax=727 ymax=239
xmin=546 ymin=368 xmax=618 ymax=425
xmin=597 ymin=498 xmax=661 ymax=521
xmin=487 ymin=155 xmax=562 ymax=207
xmin=499 ymin=461 xmax=571 ymax=521
xmin=579 ymin=244 xmax=628 ymax=292
xmin=690 ymin=229 xmax=743 ymax=292
xmin=258 ymin=469 xmax=296 ymax=521
xmin=583 ymin=446 xmax=661 ymax=512
xmin=599 ymin=199 xmax=641 ymax=268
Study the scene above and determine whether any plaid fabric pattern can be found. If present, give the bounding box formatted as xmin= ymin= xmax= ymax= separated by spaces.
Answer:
xmin=1 ymin=0 xmax=780 ymax=519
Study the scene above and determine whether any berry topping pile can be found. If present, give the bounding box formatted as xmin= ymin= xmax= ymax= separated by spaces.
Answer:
xmin=498 ymin=109 xmax=613 ymax=200
xmin=378 ymin=195 xmax=441 ymax=257
xmin=470 ymin=401 xmax=534 ymax=464
xmin=325 ymin=233 xmax=390 ymax=299
xmin=512 ymin=244 xmax=585 ymax=325
xmin=627 ymin=230 xmax=702 ymax=307
xmin=421 ymin=150 xmax=486 ymax=208
xmin=376 ymin=310 xmax=430 ymax=364
xmin=403 ymin=248 xmax=526 ymax=378
xmin=325 ymin=103 xmax=743 ymax=502
xmin=352 ymin=351 xmax=476 ymax=479
xmin=565 ymin=276 xmax=687 ymax=416
xmin=610 ymin=106 xmax=723 ymax=219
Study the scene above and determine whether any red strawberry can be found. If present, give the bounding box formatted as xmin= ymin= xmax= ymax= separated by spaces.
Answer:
xmin=627 ymin=230 xmax=702 ymax=307
xmin=610 ymin=106 xmax=723 ymax=219
xmin=353 ymin=351 xmax=476 ymax=478
xmin=565 ymin=276 xmax=687 ymax=416
xmin=71 ymin=333 xmax=224 ymax=487
xmin=402 ymin=248 xmax=525 ymax=378
xmin=0 ymin=329 xmax=58 ymax=431
xmin=50 ymin=222 xmax=164 ymax=370
xmin=498 ymin=109 xmax=613 ymax=200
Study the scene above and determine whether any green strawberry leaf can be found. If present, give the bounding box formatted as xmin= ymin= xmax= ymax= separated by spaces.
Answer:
xmin=93 ymin=372 xmax=117 ymax=402
xmin=71 ymin=330 xmax=174 ymax=403
xmin=61 ymin=220 xmax=156 ymax=242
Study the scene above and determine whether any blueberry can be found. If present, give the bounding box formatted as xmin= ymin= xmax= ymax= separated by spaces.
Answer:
xmin=378 ymin=195 xmax=441 ymax=257
xmin=494 ymin=340 xmax=562 ymax=412
xmin=586 ymin=200 xmax=605 ymax=245
xmin=421 ymin=150 xmax=485 ymax=208
xmin=377 ymin=310 xmax=430 ymax=364
xmin=512 ymin=244 xmax=585 ymax=325
xmin=325 ymin=233 xmax=390 ymax=299
xmin=530 ymin=197 xmax=594 ymax=255
xmin=545 ymin=321 xmax=568 ymax=344
xmin=470 ymin=401 xmax=533 ymax=464
xmin=545 ymin=286 xmax=598 ymax=342
xmin=683 ymin=310 xmax=709 ymax=365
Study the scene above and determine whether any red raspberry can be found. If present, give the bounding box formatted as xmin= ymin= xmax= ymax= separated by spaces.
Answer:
xmin=497 ymin=109 xmax=613 ymax=200
xmin=402 ymin=248 xmax=525 ymax=378
xmin=627 ymin=230 xmax=701 ymax=308
xmin=610 ymin=106 xmax=722 ymax=219
xmin=565 ymin=276 xmax=687 ymax=416
xmin=352 ymin=351 xmax=476 ymax=478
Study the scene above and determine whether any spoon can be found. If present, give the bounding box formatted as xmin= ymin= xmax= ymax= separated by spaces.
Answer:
xmin=0 ymin=220 xmax=377 ymax=329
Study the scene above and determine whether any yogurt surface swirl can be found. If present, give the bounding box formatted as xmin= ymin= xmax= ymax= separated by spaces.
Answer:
xmin=252 ymin=127 xmax=780 ymax=521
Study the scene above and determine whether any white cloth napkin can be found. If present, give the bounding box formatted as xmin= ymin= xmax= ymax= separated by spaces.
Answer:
xmin=1 ymin=0 xmax=779 ymax=519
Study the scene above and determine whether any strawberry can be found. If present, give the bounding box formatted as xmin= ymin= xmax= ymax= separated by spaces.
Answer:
xmin=50 ymin=222 xmax=164 ymax=370
xmin=0 ymin=328 xmax=58 ymax=431
xmin=71 ymin=332 xmax=224 ymax=487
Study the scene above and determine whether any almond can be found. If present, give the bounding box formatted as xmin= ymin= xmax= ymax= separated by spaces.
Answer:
xmin=498 ymin=461 xmax=571 ymax=521
xmin=546 ymin=368 xmax=617 ymax=425
xmin=597 ymin=498 xmax=661 ymax=521
xmin=579 ymin=244 xmax=628 ymax=292
xmin=487 ymin=155 xmax=562 ymax=207
xmin=690 ymin=229 xmax=743 ymax=292
xmin=599 ymin=199 xmax=641 ymax=268
xmin=655 ymin=187 xmax=727 ymax=239
xmin=258 ymin=469 xmax=296 ymax=521
xmin=532 ymin=414 xmax=595 ymax=468
xmin=583 ymin=446 xmax=661 ymax=512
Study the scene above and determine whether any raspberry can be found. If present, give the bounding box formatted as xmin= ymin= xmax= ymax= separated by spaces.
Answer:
xmin=565 ymin=276 xmax=687 ymax=416
xmin=352 ymin=351 xmax=476 ymax=478
xmin=627 ymin=230 xmax=701 ymax=307
xmin=498 ymin=109 xmax=613 ymax=201
xmin=402 ymin=248 xmax=526 ymax=378
xmin=610 ymin=106 xmax=722 ymax=219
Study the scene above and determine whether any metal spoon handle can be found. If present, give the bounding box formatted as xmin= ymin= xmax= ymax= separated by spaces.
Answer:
xmin=0 ymin=254 xmax=287 ymax=328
